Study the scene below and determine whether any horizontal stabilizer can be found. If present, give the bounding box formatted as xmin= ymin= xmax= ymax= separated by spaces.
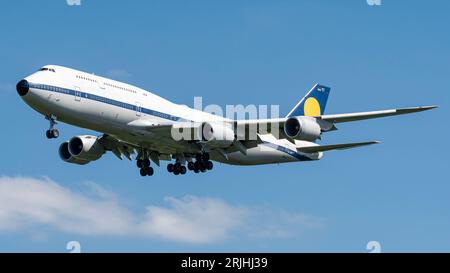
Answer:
xmin=297 ymin=141 xmax=380 ymax=153
xmin=320 ymin=106 xmax=437 ymax=123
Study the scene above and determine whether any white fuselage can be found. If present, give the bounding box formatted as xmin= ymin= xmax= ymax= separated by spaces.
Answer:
xmin=19 ymin=65 xmax=322 ymax=165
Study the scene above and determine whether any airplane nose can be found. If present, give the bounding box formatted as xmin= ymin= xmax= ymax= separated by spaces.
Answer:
xmin=16 ymin=79 xmax=29 ymax=96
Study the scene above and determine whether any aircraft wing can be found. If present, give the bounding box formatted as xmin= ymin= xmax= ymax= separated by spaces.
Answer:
xmin=121 ymin=105 xmax=436 ymax=155
xmin=99 ymin=134 xmax=139 ymax=160
xmin=234 ymin=118 xmax=288 ymax=139
xmin=127 ymin=119 xmax=174 ymax=133
xmin=297 ymin=141 xmax=380 ymax=153
xmin=319 ymin=105 xmax=437 ymax=123
xmin=233 ymin=105 xmax=437 ymax=137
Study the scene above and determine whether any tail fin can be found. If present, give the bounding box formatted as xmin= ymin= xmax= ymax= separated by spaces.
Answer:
xmin=286 ymin=83 xmax=331 ymax=117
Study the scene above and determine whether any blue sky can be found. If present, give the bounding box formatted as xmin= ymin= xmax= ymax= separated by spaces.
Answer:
xmin=0 ymin=0 xmax=449 ymax=252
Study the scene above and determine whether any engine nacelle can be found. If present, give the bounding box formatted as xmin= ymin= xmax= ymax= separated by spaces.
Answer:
xmin=58 ymin=142 xmax=90 ymax=165
xmin=58 ymin=135 xmax=105 ymax=164
xmin=201 ymin=122 xmax=235 ymax=147
xmin=68 ymin=135 xmax=105 ymax=161
xmin=284 ymin=117 xmax=321 ymax=141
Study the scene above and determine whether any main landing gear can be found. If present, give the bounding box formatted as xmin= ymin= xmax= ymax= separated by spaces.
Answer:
xmin=167 ymin=153 xmax=213 ymax=175
xmin=45 ymin=115 xmax=59 ymax=139
xmin=136 ymin=153 xmax=214 ymax=177
xmin=191 ymin=153 xmax=214 ymax=174
xmin=167 ymin=163 xmax=187 ymax=176
xmin=137 ymin=158 xmax=154 ymax=177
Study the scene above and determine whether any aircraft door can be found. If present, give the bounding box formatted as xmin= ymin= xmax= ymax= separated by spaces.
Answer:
xmin=74 ymin=86 xmax=82 ymax=101
xmin=135 ymin=102 xmax=141 ymax=117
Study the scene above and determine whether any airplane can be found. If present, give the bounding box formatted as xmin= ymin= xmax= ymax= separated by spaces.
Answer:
xmin=16 ymin=65 xmax=436 ymax=177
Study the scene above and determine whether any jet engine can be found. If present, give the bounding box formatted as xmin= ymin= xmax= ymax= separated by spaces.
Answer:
xmin=284 ymin=117 xmax=321 ymax=141
xmin=200 ymin=122 xmax=235 ymax=147
xmin=59 ymin=135 xmax=105 ymax=164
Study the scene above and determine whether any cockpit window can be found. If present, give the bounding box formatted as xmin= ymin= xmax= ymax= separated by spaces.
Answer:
xmin=38 ymin=68 xmax=56 ymax=72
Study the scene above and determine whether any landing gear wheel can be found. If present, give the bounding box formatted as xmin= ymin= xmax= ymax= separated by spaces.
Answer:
xmin=136 ymin=159 xmax=143 ymax=168
xmin=195 ymin=154 xmax=202 ymax=162
xmin=46 ymin=129 xmax=59 ymax=139
xmin=139 ymin=168 xmax=147 ymax=177
xmin=180 ymin=166 xmax=187 ymax=175
xmin=146 ymin=167 xmax=154 ymax=176
xmin=51 ymin=129 xmax=59 ymax=138
xmin=187 ymin=162 xmax=194 ymax=171
xmin=45 ymin=115 xmax=58 ymax=139
xmin=206 ymin=161 xmax=213 ymax=170
xmin=194 ymin=161 xmax=200 ymax=170
xmin=199 ymin=161 xmax=206 ymax=170
xmin=174 ymin=163 xmax=182 ymax=173
xmin=143 ymin=158 xmax=151 ymax=168
xmin=173 ymin=170 xmax=180 ymax=175
xmin=167 ymin=164 xmax=174 ymax=173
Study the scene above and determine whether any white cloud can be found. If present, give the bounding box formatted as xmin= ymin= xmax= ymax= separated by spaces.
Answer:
xmin=245 ymin=207 xmax=324 ymax=239
xmin=0 ymin=176 xmax=133 ymax=235
xmin=81 ymin=180 xmax=118 ymax=201
xmin=0 ymin=176 xmax=322 ymax=244
xmin=140 ymin=196 xmax=249 ymax=243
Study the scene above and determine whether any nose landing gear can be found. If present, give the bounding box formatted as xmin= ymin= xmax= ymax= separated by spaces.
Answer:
xmin=45 ymin=115 xmax=59 ymax=139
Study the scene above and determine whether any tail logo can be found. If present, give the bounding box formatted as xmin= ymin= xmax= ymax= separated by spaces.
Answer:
xmin=304 ymin=97 xmax=321 ymax=116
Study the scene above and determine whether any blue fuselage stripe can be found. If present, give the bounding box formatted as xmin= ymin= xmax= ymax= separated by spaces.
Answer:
xmin=262 ymin=141 xmax=312 ymax=161
xmin=28 ymin=82 xmax=182 ymax=122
